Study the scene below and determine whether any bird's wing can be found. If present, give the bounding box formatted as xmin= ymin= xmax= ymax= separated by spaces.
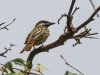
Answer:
xmin=24 ymin=28 xmax=43 ymax=44
xmin=31 ymin=27 xmax=50 ymax=42
xmin=24 ymin=33 xmax=32 ymax=44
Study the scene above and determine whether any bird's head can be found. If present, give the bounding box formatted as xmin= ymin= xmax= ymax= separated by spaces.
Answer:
xmin=35 ymin=20 xmax=55 ymax=28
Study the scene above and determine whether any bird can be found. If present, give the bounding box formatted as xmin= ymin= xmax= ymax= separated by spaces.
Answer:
xmin=20 ymin=20 xmax=55 ymax=54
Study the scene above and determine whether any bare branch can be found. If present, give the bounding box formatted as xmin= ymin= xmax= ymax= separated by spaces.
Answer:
xmin=57 ymin=14 xmax=68 ymax=24
xmin=66 ymin=0 xmax=76 ymax=32
xmin=75 ymin=6 xmax=100 ymax=33
xmin=60 ymin=55 xmax=84 ymax=75
xmin=0 ymin=22 xmax=5 ymax=26
xmin=72 ymin=7 xmax=79 ymax=16
xmin=0 ymin=18 xmax=16 ymax=30
xmin=85 ymin=36 xmax=99 ymax=39
xmin=73 ymin=38 xmax=82 ymax=47
xmin=57 ymin=13 xmax=68 ymax=33
xmin=26 ymin=1 xmax=100 ymax=73
xmin=73 ymin=28 xmax=98 ymax=46
xmin=74 ymin=32 xmax=98 ymax=39
xmin=68 ymin=0 xmax=76 ymax=16
xmin=90 ymin=0 xmax=99 ymax=17
xmin=0 ymin=43 xmax=16 ymax=57
xmin=58 ymin=0 xmax=76 ymax=33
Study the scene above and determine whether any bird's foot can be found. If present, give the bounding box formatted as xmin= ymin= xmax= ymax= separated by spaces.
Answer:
xmin=39 ymin=43 xmax=44 ymax=48
xmin=33 ymin=46 xmax=36 ymax=49
xmin=41 ymin=43 xmax=44 ymax=46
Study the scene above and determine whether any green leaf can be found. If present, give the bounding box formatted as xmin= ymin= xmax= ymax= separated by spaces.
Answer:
xmin=5 ymin=71 xmax=24 ymax=75
xmin=11 ymin=58 xmax=26 ymax=67
xmin=2 ymin=73 xmax=4 ymax=75
xmin=3 ymin=58 xmax=30 ymax=74
xmin=11 ymin=58 xmax=31 ymax=71
xmin=3 ymin=68 xmax=8 ymax=73
xmin=65 ymin=71 xmax=81 ymax=75
xmin=4 ymin=62 xmax=15 ymax=73
xmin=24 ymin=61 xmax=31 ymax=71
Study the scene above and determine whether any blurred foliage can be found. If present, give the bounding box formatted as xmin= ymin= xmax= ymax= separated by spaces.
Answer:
xmin=65 ymin=71 xmax=81 ymax=75
xmin=36 ymin=63 xmax=49 ymax=72
xmin=0 ymin=58 xmax=30 ymax=75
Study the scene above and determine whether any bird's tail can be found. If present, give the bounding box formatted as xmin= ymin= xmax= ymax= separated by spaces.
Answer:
xmin=20 ymin=42 xmax=34 ymax=54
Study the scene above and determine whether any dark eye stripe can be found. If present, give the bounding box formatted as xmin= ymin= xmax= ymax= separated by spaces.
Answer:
xmin=35 ymin=20 xmax=50 ymax=26
xmin=42 ymin=21 xmax=49 ymax=23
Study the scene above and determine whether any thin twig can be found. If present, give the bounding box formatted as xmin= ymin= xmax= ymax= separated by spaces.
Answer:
xmin=74 ymin=32 xmax=98 ymax=39
xmin=73 ymin=38 xmax=82 ymax=47
xmin=75 ymin=6 xmax=100 ymax=33
xmin=0 ymin=22 xmax=5 ymax=26
xmin=57 ymin=14 xmax=68 ymax=24
xmin=60 ymin=55 xmax=84 ymax=75
xmin=0 ymin=43 xmax=16 ymax=57
xmin=67 ymin=0 xmax=76 ymax=32
xmin=90 ymin=0 xmax=99 ymax=17
xmin=0 ymin=18 xmax=16 ymax=30
xmin=57 ymin=13 xmax=68 ymax=33
xmin=85 ymin=36 xmax=99 ymax=39
xmin=68 ymin=0 xmax=76 ymax=16
xmin=72 ymin=7 xmax=79 ymax=16
xmin=85 ymin=33 xmax=98 ymax=36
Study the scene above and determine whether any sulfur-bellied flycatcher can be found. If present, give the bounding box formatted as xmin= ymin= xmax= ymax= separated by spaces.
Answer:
xmin=20 ymin=20 xmax=55 ymax=54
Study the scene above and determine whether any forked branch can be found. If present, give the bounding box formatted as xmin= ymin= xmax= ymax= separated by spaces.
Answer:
xmin=0 ymin=43 xmax=16 ymax=57
xmin=0 ymin=18 xmax=16 ymax=30
xmin=27 ymin=0 xmax=100 ymax=73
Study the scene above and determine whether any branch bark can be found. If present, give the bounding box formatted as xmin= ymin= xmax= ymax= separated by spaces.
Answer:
xmin=0 ymin=18 xmax=16 ymax=30
xmin=60 ymin=55 xmax=84 ymax=75
xmin=27 ymin=6 xmax=100 ymax=69
xmin=75 ymin=6 xmax=100 ymax=33
xmin=0 ymin=44 xmax=16 ymax=57
xmin=26 ymin=0 xmax=100 ymax=74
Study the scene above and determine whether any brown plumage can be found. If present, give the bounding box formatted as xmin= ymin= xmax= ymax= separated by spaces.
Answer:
xmin=20 ymin=42 xmax=34 ymax=53
xmin=20 ymin=20 xmax=55 ymax=54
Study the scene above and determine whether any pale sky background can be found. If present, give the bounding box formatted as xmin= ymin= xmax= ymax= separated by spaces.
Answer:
xmin=0 ymin=0 xmax=100 ymax=75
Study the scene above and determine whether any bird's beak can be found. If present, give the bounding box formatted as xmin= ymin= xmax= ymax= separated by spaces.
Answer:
xmin=46 ymin=22 xmax=55 ymax=26
xmin=49 ymin=22 xmax=55 ymax=25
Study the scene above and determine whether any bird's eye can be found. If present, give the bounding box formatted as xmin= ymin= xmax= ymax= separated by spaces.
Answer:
xmin=42 ymin=21 xmax=45 ymax=23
